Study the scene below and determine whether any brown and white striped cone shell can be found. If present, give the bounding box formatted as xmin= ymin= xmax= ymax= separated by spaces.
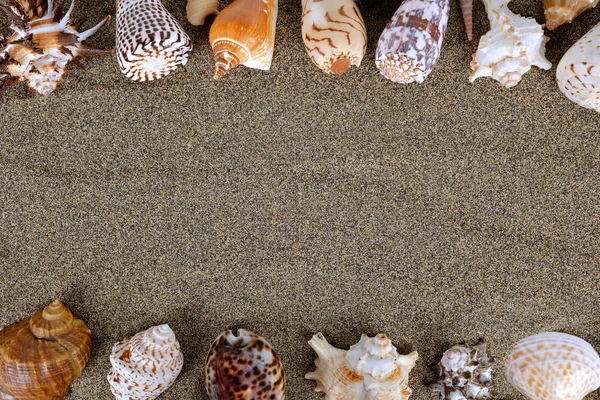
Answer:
xmin=542 ymin=0 xmax=599 ymax=30
xmin=116 ymin=0 xmax=192 ymax=81
xmin=301 ymin=0 xmax=367 ymax=75
xmin=557 ymin=21 xmax=600 ymax=112
xmin=205 ymin=329 xmax=286 ymax=399
xmin=0 ymin=300 xmax=92 ymax=400
xmin=375 ymin=0 xmax=450 ymax=84
xmin=107 ymin=324 xmax=184 ymax=400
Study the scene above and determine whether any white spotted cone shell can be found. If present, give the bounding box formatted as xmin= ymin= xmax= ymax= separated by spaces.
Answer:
xmin=556 ymin=21 xmax=600 ymax=112
xmin=107 ymin=324 xmax=184 ymax=400
xmin=506 ymin=332 xmax=600 ymax=400
xmin=470 ymin=0 xmax=551 ymax=88
xmin=116 ymin=0 xmax=192 ymax=81
xmin=375 ymin=0 xmax=450 ymax=84
xmin=301 ymin=0 xmax=367 ymax=75
xmin=306 ymin=332 xmax=419 ymax=399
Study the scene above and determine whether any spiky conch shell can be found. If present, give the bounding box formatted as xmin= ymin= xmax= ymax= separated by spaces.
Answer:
xmin=306 ymin=332 xmax=419 ymax=399
xmin=301 ymin=0 xmax=367 ymax=75
xmin=187 ymin=0 xmax=219 ymax=26
xmin=208 ymin=0 xmax=278 ymax=79
xmin=506 ymin=332 xmax=600 ymax=400
xmin=0 ymin=0 xmax=111 ymax=97
xmin=0 ymin=300 xmax=92 ymax=400
xmin=116 ymin=0 xmax=193 ymax=81
xmin=205 ymin=329 xmax=286 ymax=399
xmin=430 ymin=340 xmax=495 ymax=400
xmin=556 ymin=21 xmax=600 ymax=111
xmin=107 ymin=324 xmax=184 ymax=400
xmin=470 ymin=0 xmax=551 ymax=88
xmin=542 ymin=0 xmax=599 ymax=30
xmin=375 ymin=0 xmax=450 ymax=84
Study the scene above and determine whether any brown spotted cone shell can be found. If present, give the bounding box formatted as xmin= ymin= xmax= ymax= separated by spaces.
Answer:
xmin=205 ymin=329 xmax=286 ymax=400
xmin=0 ymin=300 xmax=92 ymax=400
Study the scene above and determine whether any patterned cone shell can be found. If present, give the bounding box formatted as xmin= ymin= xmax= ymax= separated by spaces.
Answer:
xmin=116 ymin=0 xmax=193 ymax=81
xmin=375 ymin=0 xmax=450 ymax=84
xmin=107 ymin=324 xmax=184 ymax=400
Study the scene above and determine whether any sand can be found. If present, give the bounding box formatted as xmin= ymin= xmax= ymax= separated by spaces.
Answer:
xmin=0 ymin=0 xmax=599 ymax=398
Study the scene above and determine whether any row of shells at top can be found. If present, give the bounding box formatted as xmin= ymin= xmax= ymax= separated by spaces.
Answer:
xmin=2 ymin=300 xmax=600 ymax=400
xmin=0 ymin=0 xmax=599 ymax=112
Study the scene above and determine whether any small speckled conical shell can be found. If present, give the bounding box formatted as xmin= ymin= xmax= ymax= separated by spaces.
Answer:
xmin=556 ymin=21 xmax=600 ymax=111
xmin=116 ymin=0 xmax=193 ymax=81
xmin=506 ymin=332 xmax=600 ymax=400
xmin=107 ymin=324 xmax=184 ymax=400
xmin=208 ymin=0 xmax=278 ymax=78
xmin=0 ymin=300 xmax=92 ymax=400
xmin=375 ymin=0 xmax=450 ymax=84
xmin=301 ymin=0 xmax=367 ymax=74
xmin=542 ymin=0 xmax=599 ymax=30
xmin=187 ymin=0 xmax=219 ymax=25
xmin=306 ymin=332 xmax=419 ymax=399
xmin=205 ymin=329 xmax=286 ymax=399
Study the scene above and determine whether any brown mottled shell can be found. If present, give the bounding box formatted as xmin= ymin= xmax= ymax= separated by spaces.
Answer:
xmin=0 ymin=300 xmax=92 ymax=400
xmin=204 ymin=329 xmax=286 ymax=400
xmin=542 ymin=0 xmax=599 ymax=30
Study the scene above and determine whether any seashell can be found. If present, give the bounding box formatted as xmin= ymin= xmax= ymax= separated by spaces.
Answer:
xmin=430 ymin=340 xmax=495 ymax=400
xmin=306 ymin=332 xmax=419 ymax=399
xmin=470 ymin=0 xmax=552 ymax=88
xmin=542 ymin=0 xmax=599 ymax=30
xmin=209 ymin=0 xmax=278 ymax=79
xmin=187 ymin=0 xmax=219 ymax=26
xmin=460 ymin=0 xmax=473 ymax=40
xmin=301 ymin=0 xmax=367 ymax=75
xmin=205 ymin=329 xmax=286 ymax=399
xmin=556 ymin=21 xmax=600 ymax=111
xmin=506 ymin=332 xmax=600 ymax=400
xmin=0 ymin=300 xmax=92 ymax=400
xmin=375 ymin=0 xmax=450 ymax=84
xmin=107 ymin=324 xmax=184 ymax=400
xmin=116 ymin=0 xmax=193 ymax=81
xmin=0 ymin=0 xmax=111 ymax=97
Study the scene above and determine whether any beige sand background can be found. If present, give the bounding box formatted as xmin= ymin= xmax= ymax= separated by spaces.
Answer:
xmin=0 ymin=0 xmax=599 ymax=398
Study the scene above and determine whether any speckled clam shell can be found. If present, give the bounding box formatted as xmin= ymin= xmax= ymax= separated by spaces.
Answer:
xmin=375 ymin=0 xmax=450 ymax=84
xmin=542 ymin=0 xmax=599 ymax=30
xmin=209 ymin=0 xmax=278 ymax=78
xmin=187 ymin=0 xmax=219 ymax=25
xmin=506 ymin=332 xmax=600 ymax=400
xmin=107 ymin=324 xmax=183 ymax=400
xmin=205 ymin=329 xmax=286 ymax=399
xmin=116 ymin=0 xmax=192 ymax=81
xmin=301 ymin=0 xmax=367 ymax=75
xmin=556 ymin=21 xmax=600 ymax=111
xmin=470 ymin=0 xmax=551 ymax=88
xmin=306 ymin=332 xmax=419 ymax=399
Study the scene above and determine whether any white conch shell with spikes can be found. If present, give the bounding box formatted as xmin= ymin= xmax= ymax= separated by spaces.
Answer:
xmin=116 ymin=0 xmax=192 ymax=81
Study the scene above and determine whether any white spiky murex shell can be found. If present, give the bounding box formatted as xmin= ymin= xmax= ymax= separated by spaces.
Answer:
xmin=116 ymin=0 xmax=192 ymax=81
xmin=470 ymin=0 xmax=551 ymax=88
xmin=0 ymin=0 xmax=111 ymax=97
xmin=107 ymin=324 xmax=184 ymax=400
xmin=375 ymin=0 xmax=450 ymax=84
xmin=430 ymin=340 xmax=495 ymax=400
xmin=556 ymin=21 xmax=600 ymax=112
xmin=542 ymin=0 xmax=599 ymax=30
xmin=301 ymin=0 xmax=367 ymax=75
xmin=187 ymin=0 xmax=219 ymax=26
xmin=506 ymin=332 xmax=600 ymax=400
xmin=306 ymin=332 xmax=419 ymax=399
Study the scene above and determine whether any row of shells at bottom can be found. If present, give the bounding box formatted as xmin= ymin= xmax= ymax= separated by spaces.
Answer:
xmin=1 ymin=300 xmax=599 ymax=400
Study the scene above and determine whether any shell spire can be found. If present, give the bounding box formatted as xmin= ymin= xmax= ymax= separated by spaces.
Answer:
xmin=0 ymin=300 xmax=92 ymax=400
xmin=375 ymin=0 xmax=450 ymax=84
xmin=0 ymin=0 xmax=111 ymax=97
xmin=306 ymin=332 xmax=419 ymax=399
xmin=187 ymin=0 xmax=219 ymax=26
xmin=460 ymin=0 xmax=473 ymax=40
xmin=301 ymin=0 xmax=367 ymax=75
xmin=209 ymin=0 xmax=278 ymax=79
xmin=116 ymin=0 xmax=193 ymax=81
xmin=542 ymin=0 xmax=599 ymax=30
xmin=556 ymin=21 xmax=600 ymax=112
